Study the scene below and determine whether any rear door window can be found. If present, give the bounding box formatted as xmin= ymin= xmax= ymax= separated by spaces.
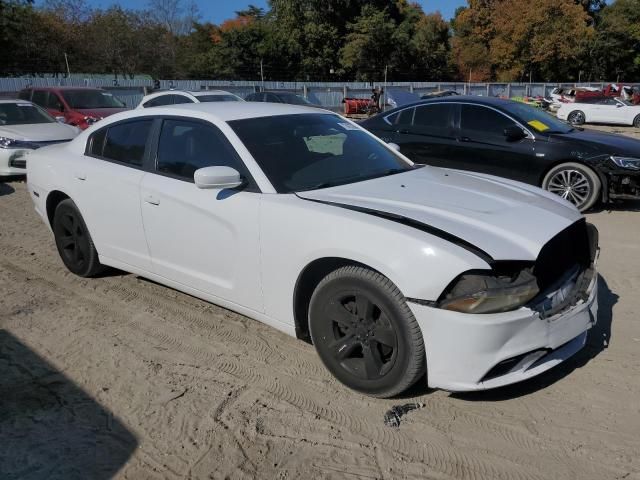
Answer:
xmin=172 ymin=95 xmax=194 ymax=105
xmin=90 ymin=119 xmax=153 ymax=166
xmin=143 ymin=95 xmax=176 ymax=108
xmin=412 ymin=104 xmax=456 ymax=135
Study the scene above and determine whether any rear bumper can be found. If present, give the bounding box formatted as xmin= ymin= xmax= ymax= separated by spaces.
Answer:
xmin=409 ymin=267 xmax=598 ymax=392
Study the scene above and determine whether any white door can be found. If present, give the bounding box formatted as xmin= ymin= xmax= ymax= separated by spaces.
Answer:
xmin=74 ymin=118 xmax=154 ymax=270
xmin=139 ymin=118 xmax=263 ymax=311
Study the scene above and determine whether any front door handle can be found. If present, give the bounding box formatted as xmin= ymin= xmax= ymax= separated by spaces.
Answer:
xmin=75 ymin=172 xmax=86 ymax=181
xmin=144 ymin=195 xmax=160 ymax=206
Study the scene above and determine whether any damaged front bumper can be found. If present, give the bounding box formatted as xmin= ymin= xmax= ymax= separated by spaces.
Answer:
xmin=408 ymin=258 xmax=599 ymax=392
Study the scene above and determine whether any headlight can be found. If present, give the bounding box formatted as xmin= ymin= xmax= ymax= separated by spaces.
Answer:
xmin=0 ymin=136 xmax=37 ymax=149
xmin=0 ymin=136 xmax=18 ymax=148
xmin=611 ymin=156 xmax=640 ymax=170
xmin=439 ymin=270 xmax=539 ymax=314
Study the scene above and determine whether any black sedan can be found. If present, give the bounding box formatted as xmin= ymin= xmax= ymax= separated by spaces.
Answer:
xmin=360 ymin=96 xmax=640 ymax=211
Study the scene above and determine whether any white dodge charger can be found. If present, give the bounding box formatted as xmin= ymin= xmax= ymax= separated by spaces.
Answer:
xmin=26 ymin=103 xmax=599 ymax=397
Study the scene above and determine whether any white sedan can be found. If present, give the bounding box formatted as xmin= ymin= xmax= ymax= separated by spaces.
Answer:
xmin=26 ymin=103 xmax=599 ymax=396
xmin=0 ymin=100 xmax=79 ymax=177
xmin=137 ymin=89 xmax=244 ymax=109
xmin=558 ymin=97 xmax=640 ymax=127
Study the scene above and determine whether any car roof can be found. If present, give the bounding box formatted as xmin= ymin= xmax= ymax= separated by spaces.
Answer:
xmin=108 ymin=101 xmax=331 ymax=123
xmin=378 ymin=95 xmax=521 ymax=113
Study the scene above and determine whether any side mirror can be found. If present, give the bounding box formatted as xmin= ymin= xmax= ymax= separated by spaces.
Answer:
xmin=504 ymin=125 xmax=527 ymax=141
xmin=55 ymin=116 xmax=66 ymax=123
xmin=387 ymin=142 xmax=401 ymax=152
xmin=194 ymin=166 xmax=244 ymax=189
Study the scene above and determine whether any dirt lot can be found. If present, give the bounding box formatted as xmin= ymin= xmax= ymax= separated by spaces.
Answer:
xmin=1 ymin=125 xmax=640 ymax=480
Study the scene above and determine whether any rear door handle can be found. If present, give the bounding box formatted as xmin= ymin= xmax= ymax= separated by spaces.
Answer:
xmin=144 ymin=195 xmax=160 ymax=206
xmin=75 ymin=172 xmax=86 ymax=181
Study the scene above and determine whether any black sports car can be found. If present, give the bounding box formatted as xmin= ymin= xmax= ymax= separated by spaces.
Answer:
xmin=360 ymin=96 xmax=640 ymax=211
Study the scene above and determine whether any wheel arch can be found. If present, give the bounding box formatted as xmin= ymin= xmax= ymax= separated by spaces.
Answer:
xmin=292 ymin=257 xmax=386 ymax=343
xmin=46 ymin=190 xmax=71 ymax=227
xmin=539 ymin=159 xmax=607 ymax=201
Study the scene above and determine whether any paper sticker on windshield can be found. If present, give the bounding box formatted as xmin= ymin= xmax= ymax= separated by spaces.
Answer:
xmin=527 ymin=120 xmax=549 ymax=132
xmin=338 ymin=122 xmax=359 ymax=131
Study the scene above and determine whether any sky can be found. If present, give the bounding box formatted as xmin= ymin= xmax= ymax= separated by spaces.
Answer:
xmin=48 ymin=0 xmax=469 ymax=23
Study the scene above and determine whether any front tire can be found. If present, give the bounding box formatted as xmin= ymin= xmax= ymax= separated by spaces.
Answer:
xmin=52 ymin=199 xmax=103 ymax=277
xmin=309 ymin=266 xmax=425 ymax=398
xmin=634 ymin=115 xmax=640 ymax=128
xmin=542 ymin=162 xmax=601 ymax=212
xmin=567 ymin=110 xmax=586 ymax=126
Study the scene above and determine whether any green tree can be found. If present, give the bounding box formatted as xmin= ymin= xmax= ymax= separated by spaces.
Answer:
xmin=590 ymin=0 xmax=640 ymax=81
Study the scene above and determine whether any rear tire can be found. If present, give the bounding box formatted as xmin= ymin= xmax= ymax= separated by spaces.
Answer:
xmin=309 ymin=265 xmax=425 ymax=398
xmin=542 ymin=162 xmax=601 ymax=212
xmin=53 ymin=199 xmax=103 ymax=277
xmin=567 ymin=110 xmax=586 ymax=126
xmin=634 ymin=115 xmax=640 ymax=128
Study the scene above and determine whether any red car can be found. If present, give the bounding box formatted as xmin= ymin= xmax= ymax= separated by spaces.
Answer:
xmin=18 ymin=87 xmax=128 ymax=130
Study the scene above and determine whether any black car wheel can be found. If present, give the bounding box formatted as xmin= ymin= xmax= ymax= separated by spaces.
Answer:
xmin=53 ymin=199 xmax=103 ymax=277
xmin=543 ymin=162 xmax=601 ymax=212
xmin=309 ymin=266 xmax=425 ymax=398
xmin=568 ymin=110 xmax=586 ymax=126
xmin=634 ymin=115 xmax=640 ymax=128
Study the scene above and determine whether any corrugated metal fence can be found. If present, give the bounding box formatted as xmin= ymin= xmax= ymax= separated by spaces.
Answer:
xmin=1 ymin=77 xmax=637 ymax=110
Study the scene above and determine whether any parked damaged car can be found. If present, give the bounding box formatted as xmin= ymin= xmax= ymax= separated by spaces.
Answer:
xmin=27 ymin=102 xmax=599 ymax=396
xmin=557 ymin=96 xmax=640 ymax=128
xmin=361 ymin=96 xmax=640 ymax=211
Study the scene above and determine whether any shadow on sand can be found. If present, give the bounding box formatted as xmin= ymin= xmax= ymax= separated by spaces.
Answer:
xmin=0 ymin=330 xmax=137 ymax=479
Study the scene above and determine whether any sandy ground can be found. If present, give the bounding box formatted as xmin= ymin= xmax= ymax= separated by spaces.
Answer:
xmin=1 ymin=125 xmax=640 ymax=480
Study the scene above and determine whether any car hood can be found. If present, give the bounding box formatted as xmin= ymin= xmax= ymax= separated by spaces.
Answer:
xmin=76 ymin=108 xmax=128 ymax=118
xmin=0 ymin=122 xmax=79 ymax=142
xmin=297 ymin=167 xmax=582 ymax=262
xmin=550 ymin=129 xmax=640 ymax=157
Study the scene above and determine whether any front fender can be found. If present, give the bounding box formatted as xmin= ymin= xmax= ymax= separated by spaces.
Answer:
xmin=259 ymin=195 xmax=489 ymax=327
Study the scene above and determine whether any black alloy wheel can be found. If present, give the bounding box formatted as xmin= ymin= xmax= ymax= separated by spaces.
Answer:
xmin=53 ymin=199 xmax=103 ymax=277
xmin=309 ymin=266 xmax=425 ymax=398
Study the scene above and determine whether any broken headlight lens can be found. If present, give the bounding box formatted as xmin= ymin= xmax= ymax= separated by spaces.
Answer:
xmin=611 ymin=156 xmax=640 ymax=170
xmin=439 ymin=270 xmax=539 ymax=314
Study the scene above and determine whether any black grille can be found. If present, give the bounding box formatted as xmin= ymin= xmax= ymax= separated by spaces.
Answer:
xmin=533 ymin=220 xmax=591 ymax=293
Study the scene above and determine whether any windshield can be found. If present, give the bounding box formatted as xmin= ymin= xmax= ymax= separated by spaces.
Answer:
xmin=278 ymin=93 xmax=312 ymax=105
xmin=197 ymin=94 xmax=242 ymax=102
xmin=229 ymin=113 xmax=415 ymax=193
xmin=61 ymin=90 xmax=126 ymax=109
xmin=502 ymin=101 xmax=574 ymax=134
xmin=618 ymin=99 xmax=633 ymax=106
xmin=0 ymin=102 xmax=54 ymax=125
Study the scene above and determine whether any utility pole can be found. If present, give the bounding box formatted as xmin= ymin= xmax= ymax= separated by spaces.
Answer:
xmin=64 ymin=53 xmax=71 ymax=77
xmin=383 ymin=65 xmax=388 ymax=112
xmin=260 ymin=59 xmax=265 ymax=91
